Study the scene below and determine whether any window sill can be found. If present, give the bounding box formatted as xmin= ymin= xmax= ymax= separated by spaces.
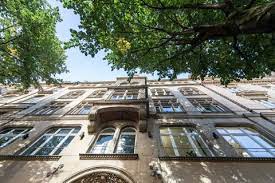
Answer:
xmin=79 ymin=153 xmax=139 ymax=160
xmin=159 ymin=156 xmax=275 ymax=162
xmin=0 ymin=155 xmax=61 ymax=161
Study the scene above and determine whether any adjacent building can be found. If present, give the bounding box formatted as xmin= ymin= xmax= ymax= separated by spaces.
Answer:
xmin=0 ymin=76 xmax=275 ymax=183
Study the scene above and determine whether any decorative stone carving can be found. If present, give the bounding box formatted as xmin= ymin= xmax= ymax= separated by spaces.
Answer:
xmin=71 ymin=172 xmax=127 ymax=183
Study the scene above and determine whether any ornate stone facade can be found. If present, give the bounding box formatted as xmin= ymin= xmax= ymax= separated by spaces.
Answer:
xmin=0 ymin=76 xmax=275 ymax=183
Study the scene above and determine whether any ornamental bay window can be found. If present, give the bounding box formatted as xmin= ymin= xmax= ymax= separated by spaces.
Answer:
xmin=153 ymin=99 xmax=184 ymax=113
xmin=21 ymin=127 xmax=80 ymax=156
xmin=59 ymin=90 xmax=85 ymax=99
xmin=188 ymin=98 xmax=229 ymax=112
xmin=151 ymin=88 xmax=172 ymax=96
xmin=67 ymin=101 xmax=93 ymax=115
xmin=217 ymin=127 xmax=275 ymax=157
xmin=87 ymin=90 xmax=106 ymax=98
xmin=179 ymin=87 xmax=204 ymax=96
xmin=31 ymin=101 xmax=70 ymax=115
xmin=160 ymin=127 xmax=212 ymax=157
xmin=0 ymin=127 xmax=32 ymax=148
xmin=110 ymin=89 xmax=138 ymax=100
xmin=89 ymin=127 xmax=136 ymax=154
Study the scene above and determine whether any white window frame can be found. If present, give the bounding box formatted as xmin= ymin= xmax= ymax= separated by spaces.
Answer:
xmin=20 ymin=127 xmax=79 ymax=156
xmin=217 ymin=127 xmax=275 ymax=157
xmin=115 ymin=127 xmax=136 ymax=154
xmin=0 ymin=128 xmax=31 ymax=148
xmin=160 ymin=127 xmax=213 ymax=157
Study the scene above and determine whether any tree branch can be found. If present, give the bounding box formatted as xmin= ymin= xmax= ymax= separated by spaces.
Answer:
xmin=245 ymin=0 xmax=256 ymax=9
xmin=140 ymin=0 xmax=229 ymax=11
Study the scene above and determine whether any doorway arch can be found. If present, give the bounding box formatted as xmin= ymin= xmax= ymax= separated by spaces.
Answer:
xmin=63 ymin=166 xmax=136 ymax=183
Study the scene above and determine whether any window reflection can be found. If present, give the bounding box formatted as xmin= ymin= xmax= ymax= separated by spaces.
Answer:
xmin=21 ymin=127 xmax=80 ymax=156
xmin=217 ymin=127 xmax=275 ymax=157
xmin=160 ymin=127 xmax=212 ymax=157
xmin=116 ymin=128 xmax=136 ymax=154
xmin=90 ymin=128 xmax=115 ymax=154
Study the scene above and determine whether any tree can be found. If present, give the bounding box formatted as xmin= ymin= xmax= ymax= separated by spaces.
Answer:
xmin=63 ymin=0 xmax=275 ymax=84
xmin=0 ymin=0 xmax=67 ymax=89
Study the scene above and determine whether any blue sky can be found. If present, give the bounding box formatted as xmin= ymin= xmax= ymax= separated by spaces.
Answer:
xmin=49 ymin=0 xmax=188 ymax=82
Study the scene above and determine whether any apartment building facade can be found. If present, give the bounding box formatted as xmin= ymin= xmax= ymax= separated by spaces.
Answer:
xmin=0 ymin=76 xmax=275 ymax=183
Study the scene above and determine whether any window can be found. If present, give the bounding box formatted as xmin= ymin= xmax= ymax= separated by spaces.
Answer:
xmin=160 ymin=127 xmax=212 ymax=157
xmin=0 ymin=127 xmax=32 ymax=148
xmin=87 ymin=90 xmax=106 ymax=98
xmin=90 ymin=128 xmax=115 ymax=154
xmin=188 ymin=98 xmax=229 ymax=112
xmin=21 ymin=127 xmax=80 ymax=156
xmin=30 ymin=101 xmax=70 ymax=115
xmin=59 ymin=90 xmax=85 ymax=99
xmin=179 ymin=87 xmax=204 ymax=96
xmin=153 ymin=99 xmax=184 ymax=113
xmin=254 ymin=99 xmax=275 ymax=109
xmin=115 ymin=128 xmax=136 ymax=154
xmin=89 ymin=127 xmax=137 ymax=154
xmin=0 ymin=94 xmax=19 ymax=103
xmin=0 ymin=109 xmax=20 ymax=118
xmin=67 ymin=101 xmax=92 ymax=115
xmin=227 ymin=87 xmax=243 ymax=93
xmin=151 ymin=88 xmax=172 ymax=96
xmin=21 ymin=95 xmax=45 ymax=103
xmin=217 ymin=127 xmax=275 ymax=157
xmin=110 ymin=90 xmax=138 ymax=100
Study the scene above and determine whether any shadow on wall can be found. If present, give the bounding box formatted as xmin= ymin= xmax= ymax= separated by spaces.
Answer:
xmin=160 ymin=161 xmax=275 ymax=183
xmin=0 ymin=160 xmax=54 ymax=183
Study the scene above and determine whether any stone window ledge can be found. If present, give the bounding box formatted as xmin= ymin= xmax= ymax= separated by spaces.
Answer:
xmin=0 ymin=155 xmax=61 ymax=161
xmin=159 ymin=156 xmax=275 ymax=162
xmin=79 ymin=153 xmax=139 ymax=160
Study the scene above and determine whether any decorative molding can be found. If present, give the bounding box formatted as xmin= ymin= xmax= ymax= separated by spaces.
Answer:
xmin=79 ymin=153 xmax=139 ymax=160
xmin=0 ymin=155 xmax=61 ymax=161
xmin=159 ymin=156 xmax=275 ymax=162
xmin=63 ymin=165 xmax=136 ymax=183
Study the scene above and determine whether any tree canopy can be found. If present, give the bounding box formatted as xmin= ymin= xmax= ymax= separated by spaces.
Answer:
xmin=0 ymin=0 xmax=67 ymax=89
xmin=63 ymin=0 xmax=275 ymax=84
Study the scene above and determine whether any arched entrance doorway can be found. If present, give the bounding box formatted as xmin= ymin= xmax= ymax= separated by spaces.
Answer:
xmin=63 ymin=166 xmax=135 ymax=183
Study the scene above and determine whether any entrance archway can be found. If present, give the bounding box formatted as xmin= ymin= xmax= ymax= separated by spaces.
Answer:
xmin=63 ymin=166 xmax=135 ymax=183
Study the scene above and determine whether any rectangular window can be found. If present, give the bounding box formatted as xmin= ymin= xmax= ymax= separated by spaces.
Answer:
xmin=21 ymin=127 xmax=80 ymax=156
xmin=30 ymin=101 xmax=70 ymax=115
xmin=110 ymin=90 xmax=138 ymax=100
xmin=87 ymin=90 xmax=106 ymax=98
xmin=154 ymin=99 xmax=184 ymax=113
xmin=67 ymin=101 xmax=92 ymax=115
xmin=188 ymin=98 xmax=229 ymax=112
xmin=151 ymin=88 xmax=173 ymax=96
xmin=0 ymin=127 xmax=32 ymax=148
xmin=160 ymin=127 xmax=212 ymax=157
xmin=59 ymin=90 xmax=85 ymax=99
xmin=227 ymin=87 xmax=243 ymax=93
xmin=217 ymin=127 xmax=275 ymax=157
xmin=21 ymin=95 xmax=45 ymax=104
xmin=254 ymin=99 xmax=275 ymax=109
xmin=179 ymin=87 xmax=204 ymax=96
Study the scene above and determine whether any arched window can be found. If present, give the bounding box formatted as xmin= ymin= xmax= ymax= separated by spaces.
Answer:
xmin=90 ymin=128 xmax=115 ymax=154
xmin=115 ymin=127 xmax=136 ymax=154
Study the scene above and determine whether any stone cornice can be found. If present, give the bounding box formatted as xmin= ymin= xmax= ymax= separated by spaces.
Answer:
xmin=79 ymin=153 xmax=139 ymax=160
xmin=0 ymin=155 xmax=61 ymax=161
xmin=159 ymin=156 xmax=275 ymax=162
